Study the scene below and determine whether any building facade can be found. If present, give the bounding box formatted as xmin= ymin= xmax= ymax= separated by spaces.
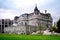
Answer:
xmin=0 ymin=19 xmax=13 ymax=33
xmin=4 ymin=6 xmax=53 ymax=34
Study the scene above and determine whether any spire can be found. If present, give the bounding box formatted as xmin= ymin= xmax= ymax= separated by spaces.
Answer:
xmin=34 ymin=4 xmax=39 ymax=12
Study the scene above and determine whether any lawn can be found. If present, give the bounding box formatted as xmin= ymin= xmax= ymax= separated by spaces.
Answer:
xmin=0 ymin=34 xmax=60 ymax=40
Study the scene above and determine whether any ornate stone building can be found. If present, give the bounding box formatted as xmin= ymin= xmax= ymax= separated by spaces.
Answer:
xmin=0 ymin=19 xmax=13 ymax=33
xmin=4 ymin=6 xmax=53 ymax=34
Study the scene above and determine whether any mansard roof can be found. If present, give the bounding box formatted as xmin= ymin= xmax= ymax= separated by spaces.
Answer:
xmin=20 ymin=13 xmax=29 ymax=17
xmin=40 ymin=13 xmax=51 ymax=17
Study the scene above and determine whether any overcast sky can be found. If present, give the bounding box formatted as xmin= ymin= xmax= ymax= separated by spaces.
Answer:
xmin=0 ymin=0 xmax=60 ymax=22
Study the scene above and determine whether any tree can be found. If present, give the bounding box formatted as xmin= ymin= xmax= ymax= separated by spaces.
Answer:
xmin=14 ymin=16 xmax=19 ymax=20
xmin=57 ymin=19 xmax=60 ymax=29
xmin=51 ymin=26 xmax=57 ymax=33
xmin=38 ymin=24 xmax=42 ymax=33
xmin=56 ymin=19 xmax=60 ymax=33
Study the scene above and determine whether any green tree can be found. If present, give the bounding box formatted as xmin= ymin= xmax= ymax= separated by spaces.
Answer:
xmin=57 ymin=19 xmax=60 ymax=29
xmin=38 ymin=24 xmax=42 ymax=33
xmin=51 ymin=26 xmax=57 ymax=33
xmin=56 ymin=19 xmax=60 ymax=33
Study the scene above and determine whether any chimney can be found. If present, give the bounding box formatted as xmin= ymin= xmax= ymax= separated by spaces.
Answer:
xmin=45 ymin=10 xmax=47 ymax=14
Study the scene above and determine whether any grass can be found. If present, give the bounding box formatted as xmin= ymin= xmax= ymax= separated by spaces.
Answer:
xmin=0 ymin=34 xmax=60 ymax=40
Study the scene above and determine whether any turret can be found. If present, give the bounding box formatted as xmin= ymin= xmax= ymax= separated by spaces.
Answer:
xmin=34 ymin=4 xmax=40 ymax=12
